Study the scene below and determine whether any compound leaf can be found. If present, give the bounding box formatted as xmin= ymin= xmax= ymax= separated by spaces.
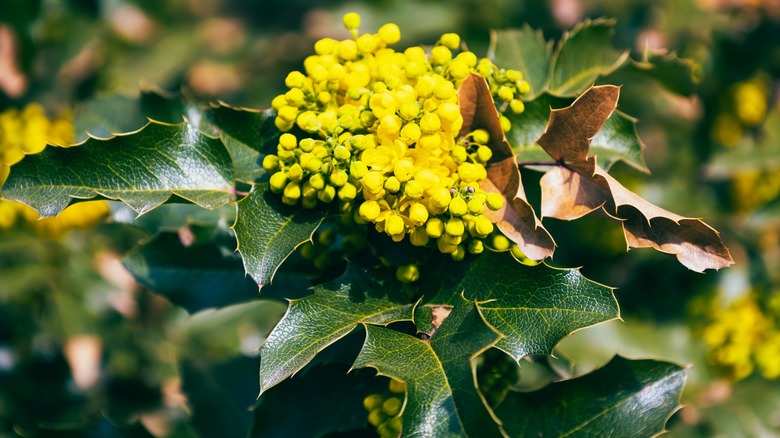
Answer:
xmin=353 ymin=297 xmax=504 ymax=438
xmin=233 ymin=183 xmax=323 ymax=287
xmin=258 ymin=262 xmax=415 ymax=393
xmin=495 ymin=356 xmax=687 ymax=437
xmin=2 ymin=121 xmax=234 ymax=217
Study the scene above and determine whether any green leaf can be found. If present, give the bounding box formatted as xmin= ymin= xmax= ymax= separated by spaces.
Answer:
xmin=495 ymin=356 xmax=687 ymax=437
xmin=1 ymin=121 xmax=234 ymax=217
xmin=122 ymin=232 xmax=260 ymax=313
xmin=221 ymin=134 xmax=265 ymax=184
xmin=258 ymin=262 xmax=415 ymax=392
xmin=627 ymin=49 xmax=698 ymax=97
xmin=179 ymin=357 xmax=259 ymax=438
xmin=72 ymin=93 xmax=148 ymax=142
xmin=490 ymin=26 xmax=552 ymax=100
xmin=203 ymin=105 xmax=279 ymax=154
xmin=233 ymin=184 xmax=323 ymax=287
xmin=110 ymin=203 xmax=236 ymax=235
xmin=179 ymin=299 xmax=287 ymax=360
xmin=506 ymin=94 xmax=568 ymax=163
xmin=592 ymin=109 xmax=649 ymax=172
xmin=353 ymin=297 xmax=504 ymax=438
xmin=548 ymin=19 xmax=629 ymax=97
xmin=507 ymin=95 xmax=648 ymax=171
xmin=252 ymin=363 xmax=387 ymax=437
xmin=421 ymin=251 xmax=618 ymax=361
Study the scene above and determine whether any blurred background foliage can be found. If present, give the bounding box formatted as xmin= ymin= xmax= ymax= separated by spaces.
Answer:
xmin=1 ymin=0 xmax=780 ymax=436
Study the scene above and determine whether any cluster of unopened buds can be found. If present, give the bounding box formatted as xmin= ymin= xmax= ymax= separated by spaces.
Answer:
xmin=263 ymin=13 xmax=530 ymax=262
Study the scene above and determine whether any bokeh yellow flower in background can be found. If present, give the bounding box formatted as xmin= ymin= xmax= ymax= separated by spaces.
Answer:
xmin=0 ymin=104 xmax=109 ymax=236
xmin=692 ymin=291 xmax=780 ymax=380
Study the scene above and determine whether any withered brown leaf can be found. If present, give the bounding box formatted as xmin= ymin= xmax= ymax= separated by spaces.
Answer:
xmin=537 ymin=85 xmax=733 ymax=272
xmin=459 ymin=73 xmax=555 ymax=261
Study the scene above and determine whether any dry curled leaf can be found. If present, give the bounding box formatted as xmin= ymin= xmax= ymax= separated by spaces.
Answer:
xmin=458 ymin=73 xmax=555 ymax=260
xmin=537 ymin=85 xmax=733 ymax=272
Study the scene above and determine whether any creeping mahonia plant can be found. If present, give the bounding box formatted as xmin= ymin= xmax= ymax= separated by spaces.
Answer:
xmin=0 ymin=12 xmax=736 ymax=438
xmin=0 ymin=104 xmax=109 ymax=234
xmin=262 ymin=14 xmax=530 ymax=261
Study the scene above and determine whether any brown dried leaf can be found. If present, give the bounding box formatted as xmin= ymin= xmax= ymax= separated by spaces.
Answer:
xmin=537 ymin=85 xmax=621 ymax=162
xmin=537 ymin=87 xmax=733 ymax=272
xmin=459 ymin=73 xmax=555 ymax=260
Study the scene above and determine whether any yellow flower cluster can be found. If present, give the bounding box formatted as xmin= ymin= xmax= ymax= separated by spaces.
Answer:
xmin=711 ymin=76 xmax=771 ymax=147
xmin=264 ymin=13 xmax=530 ymax=260
xmin=695 ymin=293 xmax=780 ymax=380
xmin=730 ymin=168 xmax=780 ymax=213
xmin=0 ymin=104 xmax=109 ymax=235
xmin=363 ymin=378 xmax=405 ymax=438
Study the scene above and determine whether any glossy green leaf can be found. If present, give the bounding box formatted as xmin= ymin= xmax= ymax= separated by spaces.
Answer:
xmin=221 ymin=134 xmax=265 ymax=184
xmin=1 ymin=121 xmax=234 ymax=217
xmin=592 ymin=110 xmax=649 ymax=172
xmin=233 ymin=183 xmax=323 ymax=287
xmin=122 ymin=232 xmax=260 ymax=313
xmin=495 ymin=356 xmax=686 ymax=437
xmin=507 ymin=95 xmax=648 ymax=171
xmin=258 ymin=262 xmax=415 ymax=392
xmin=72 ymin=93 xmax=148 ymax=142
xmin=490 ymin=26 xmax=552 ymax=100
xmin=110 ymin=203 xmax=236 ymax=235
xmin=421 ymin=251 xmax=618 ymax=361
xmin=548 ymin=19 xmax=629 ymax=97
xmin=353 ymin=297 xmax=504 ymax=438
xmin=252 ymin=363 xmax=387 ymax=437
xmin=203 ymin=105 xmax=279 ymax=154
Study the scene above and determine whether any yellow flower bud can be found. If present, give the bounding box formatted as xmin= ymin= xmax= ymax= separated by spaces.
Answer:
xmin=410 ymin=227 xmax=429 ymax=246
xmin=269 ymin=172 xmax=288 ymax=193
xmin=385 ymin=214 xmax=405 ymax=236
xmin=486 ymin=192 xmax=504 ymax=210
xmin=283 ymin=182 xmax=301 ymax=200
xmin=338 ymin=183 xmax=357 ymax=201
xmin=404 ymin=179 xmax=424 ymax=198
xmin=439 ymin=33 xmax=461 ymax=50
xmin=430 ymin=46 xmax=452 ymax=65
xmin=395 ymin=265 xmax=419 ymax=283
xmin=342 ymin=12 xmax=360 ymax=30
xmin=426 ymin=218 xmax=444 ymax=238
xmin=510 ymin=99 xmax=525 ymax=114
xmin=384 ymin=176 xmax=401 ymax=193
xmin=448 ymin=197 xmax=468 ymax=216
xmin=445 ymin=217 xmax=464 ymax=236
xmin=409 ymin=202 xmax=429 ymax=225
xmin=359 ymin=200 xmax=381 ymax=221
xmin=362 ymin=171 xmax=385 ymax=193
xmin=430 ymin=187 xmax=452 ymax=209
xmin=378 ymin=23 xmax=401 ymax=44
